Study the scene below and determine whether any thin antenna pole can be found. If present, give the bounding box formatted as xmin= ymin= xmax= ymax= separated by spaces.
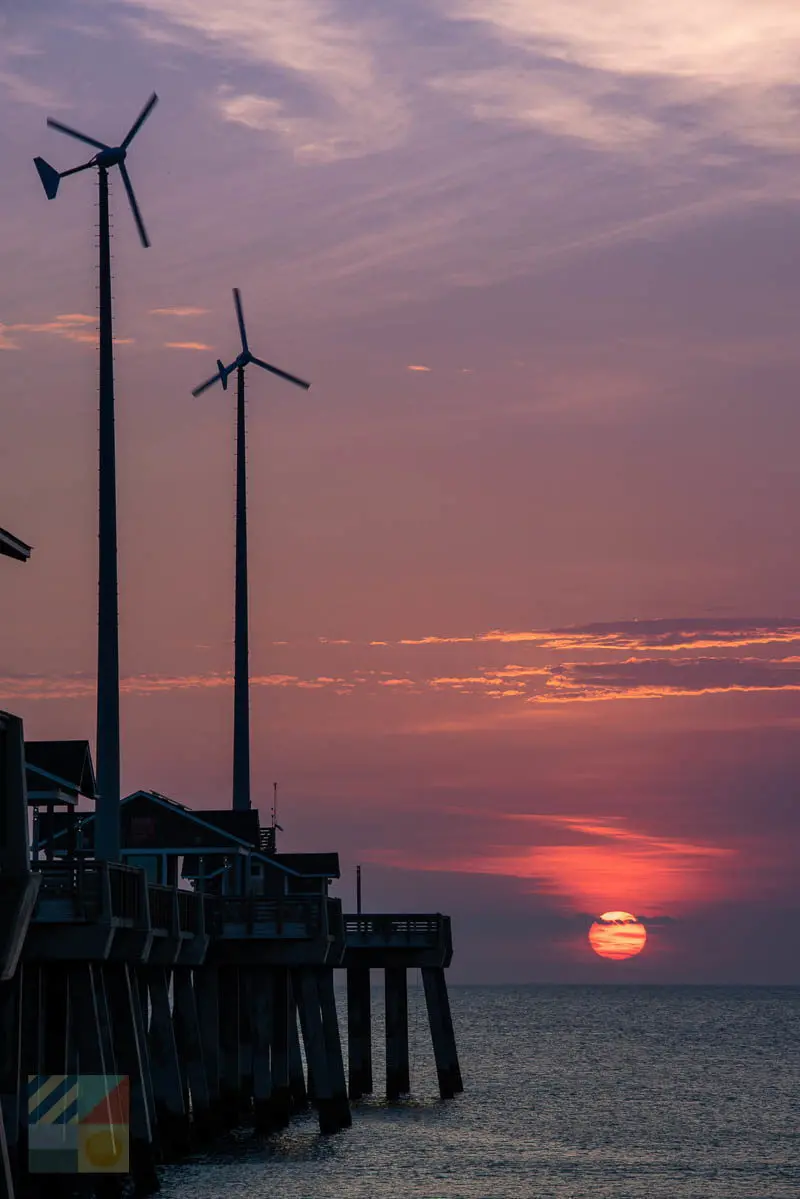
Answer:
xmin=356 ymin=864 xmax=362 ymax=915
xmin=95 ymin=164 xmax=121 ymax=863
xmin=232 ymin=363 xmax=251 ymax=811
xmin=272 ymin=781 xmax=278 ymax=829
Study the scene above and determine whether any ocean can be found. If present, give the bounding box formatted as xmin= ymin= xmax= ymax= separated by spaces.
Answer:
xmin=159 ymin=985 xmax=800 ymax=1199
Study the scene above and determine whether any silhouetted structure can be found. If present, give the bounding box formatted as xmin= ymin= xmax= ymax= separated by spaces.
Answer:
xmin=0 ymin=527 xmax=31 ymax=562
xmin=0 ymin=715 xmax=462 ymax=1197
xmin=192 ymin=290 xmax=310 ymax=812
xmin=34 ymin=94 xmax=158 ymax=862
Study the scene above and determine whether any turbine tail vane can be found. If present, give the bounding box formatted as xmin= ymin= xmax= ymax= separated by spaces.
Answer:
xmin=33 ymin=157 xmax=61 ymax=199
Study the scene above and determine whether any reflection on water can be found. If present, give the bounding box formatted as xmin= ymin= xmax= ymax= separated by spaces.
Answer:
xmin=159 ymin=985 xmax=800 ymax=1199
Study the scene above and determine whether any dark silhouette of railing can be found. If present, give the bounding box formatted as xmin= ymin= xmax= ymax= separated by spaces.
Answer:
xmin=218 ymin=895 xmax=325 ymax=939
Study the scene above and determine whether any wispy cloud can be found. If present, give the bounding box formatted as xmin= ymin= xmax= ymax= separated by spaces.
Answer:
xmin=150 ymin=306 xmax=210 ymax=317
xmin=6 ymin=651 xmax=800 ymax=707
xmin=406 ymin=364 xmax=431 ymax=372
xmin=443 ymin=0 xmax=800 ymax=153
xmin=541 ymin=656 xmax=800 ymax=704
xmin=0 ymin=314 xmax=102 ymax=350
xmin=385 ymin=617 xmax=800 ymax=653
xmin=124 ymin=0 xmax=408 ymax=161
xmin=368 ymin=812 xmax=732 ymax=910
xmin=164 ymin=341 xmax=213 ymax=351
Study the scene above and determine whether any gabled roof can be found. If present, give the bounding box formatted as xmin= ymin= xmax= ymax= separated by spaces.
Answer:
xmin=273 ymin=852 xmax=340 ymax=879
xmin=25 ymin=740 xmax=96 ymax=801
xmin=0 ymin=526 xmax=31 ymax=562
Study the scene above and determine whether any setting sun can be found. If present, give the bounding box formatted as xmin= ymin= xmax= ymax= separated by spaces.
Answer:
xmin=589 ymin=911 xmax=647 ymax=960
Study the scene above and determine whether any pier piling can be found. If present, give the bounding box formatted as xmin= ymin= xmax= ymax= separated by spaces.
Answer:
xmin=318 ymin=970 xmax=351 ymax=1129
xmin=385 ymin=967 xmax=410 ymax=1100
xmin=269 ymin=969 xmax=292 ymax=1130
xmin=346 ymin=967 xmax=372 ymax=1100
xmin=295 ymin=968 xmax=340 ymax=1134
xmin=250 ymin=967 xmax=274 ymax=1134
xmin=145 ymin=968 xmax=190 ymax=1156
xmin=217 ymin=968 xmax=242 ymax=1124
xmin=172 ymin=969 xmax=212 ymax=1138
xmin=287 ymin=994 xmax=308 ymax=1111
xmin=105 ymin=964 xmax=159 ymax=1192
xmin=422 ymin=966 xmax=463 ymax=1098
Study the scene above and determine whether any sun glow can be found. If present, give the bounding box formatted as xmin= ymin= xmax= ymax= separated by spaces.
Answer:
xmin=588 ymin=910 xmax=647 ymax=960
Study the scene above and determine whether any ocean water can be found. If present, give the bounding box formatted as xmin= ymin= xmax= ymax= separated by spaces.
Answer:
xmin=159 ymin=985 xmax=800 ymax=1199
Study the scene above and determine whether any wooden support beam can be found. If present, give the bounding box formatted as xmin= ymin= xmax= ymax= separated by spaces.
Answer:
xmin=218 ymin=967 xmax=242 ymax=1124
xmin=346 ymin=967 xmax=372 ymax=1100
xmin=385 ymin=967 xmax=410 ymax=1100
xmin=194 ymin=966 xmax=222 ymax=1131
xmin=237 ymin=967 xmax=253 ymax=1116
xmin=294 ymin=968 xmax=338 ymax=1134
xmin=269 ymin=968 xmax=291 ymax=1130
xmin=145 ymin=967 xmax=190 ymax=1157
xmin=421 ymin=967 xmax=463 ymax=1098
xmin=172 ymin=969 xmax=212 ymax=1138
xmin=67 ymin=963 xmax=126 ymax=1195
xmin=250 ymin=967 xmax=273 ymax=1134
xmin=105 ymin=963 xmax=159 ymax=1192
xmin=318 ymin=970 xmax=350 ymax=1129
xmin=287 ymin=989 xmax=308 ymax=1113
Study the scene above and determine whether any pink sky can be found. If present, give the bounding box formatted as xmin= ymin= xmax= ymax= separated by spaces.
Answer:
xmin=2 ymin=1 xmax=800 ymax=981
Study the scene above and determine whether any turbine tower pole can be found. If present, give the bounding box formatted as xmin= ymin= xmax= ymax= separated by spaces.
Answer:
xmin=191 ymin=288 xmax=310 ymax=812
xmin=233 ymin=363 xmax=251 ymax=811
xmin=95 ymin=164 xmax=121 ymax=862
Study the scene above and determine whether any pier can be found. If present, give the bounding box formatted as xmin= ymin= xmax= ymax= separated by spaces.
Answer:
xmin=0 ymin=713 xmax=462 ymax=1197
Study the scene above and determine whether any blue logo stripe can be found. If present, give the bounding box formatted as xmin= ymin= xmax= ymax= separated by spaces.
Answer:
xmin=29 ymin=1077 xmax=77 ymax=1125
xmin=54 ymin=1098 xmax=79 ymax=1126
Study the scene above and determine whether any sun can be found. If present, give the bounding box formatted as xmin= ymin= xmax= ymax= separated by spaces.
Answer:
xmin=589 ymin=910 xmax=647 ymax=960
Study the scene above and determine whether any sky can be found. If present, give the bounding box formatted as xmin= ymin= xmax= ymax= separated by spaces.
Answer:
xmin=1 ymin=0 xmax=799 ymax=983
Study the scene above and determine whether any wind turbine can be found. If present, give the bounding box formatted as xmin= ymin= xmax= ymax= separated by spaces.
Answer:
xmin=33 ymin=93 xmax=159 ymax=862
xmin=192 ymin=289 xmax=310 ymax=812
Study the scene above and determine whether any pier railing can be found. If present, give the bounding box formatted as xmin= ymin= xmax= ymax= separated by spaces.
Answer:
xmin=34 ymin=861 xmax=148 ymax=926
xmin=147 ymin=883 xmax=178 ymax=934
xmin=218 ymin=895 xmax=326 ymax=940
xmin=342 ymin=913 xmax=453 ymax=966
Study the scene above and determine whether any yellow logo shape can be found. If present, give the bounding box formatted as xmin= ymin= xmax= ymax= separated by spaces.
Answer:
xmin=78 ymin=1125 xmax=129 ymax=1174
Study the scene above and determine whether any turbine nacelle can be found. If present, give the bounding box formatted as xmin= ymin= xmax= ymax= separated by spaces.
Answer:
xmin=94 ymin=146 xmax=127 ymax=168
xmin=34 ymin=93 xmax=158 ymax=248
xmin=191 ymin=288 xmax=311 ymax=398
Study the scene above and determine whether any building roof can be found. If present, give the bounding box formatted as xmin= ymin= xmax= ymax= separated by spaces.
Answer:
xmin=273 ymin=852 xmax=340 ymax=878
xmin=25 ymin=740 xmax=96 ymax=802
xmin=198 ymin=809 xmax=261 ymax=848
xmin=0 ymin=526 xmax=32 ymax=562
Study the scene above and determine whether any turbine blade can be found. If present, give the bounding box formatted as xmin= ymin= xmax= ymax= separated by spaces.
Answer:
xmin=33 ymin=156 xmax=61 ymax=199
xmin=118 ymin=163 xmax=150 ymax=248
xmin=233 ymin=288 xmax=248 ymax=353
xmin=46 ymin=118 xmax=107 ymax=152
xmin=192 ymin=371 xmax=225 ymax=397
xmin=121 ymin=92 xmax=159 ymax=149
xmin=251 ymin=356 xmax=311 ymax=390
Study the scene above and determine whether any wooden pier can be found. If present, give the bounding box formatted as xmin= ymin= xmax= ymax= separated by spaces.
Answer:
xmin=0 ymin=711 xmax=462 ymax=1198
